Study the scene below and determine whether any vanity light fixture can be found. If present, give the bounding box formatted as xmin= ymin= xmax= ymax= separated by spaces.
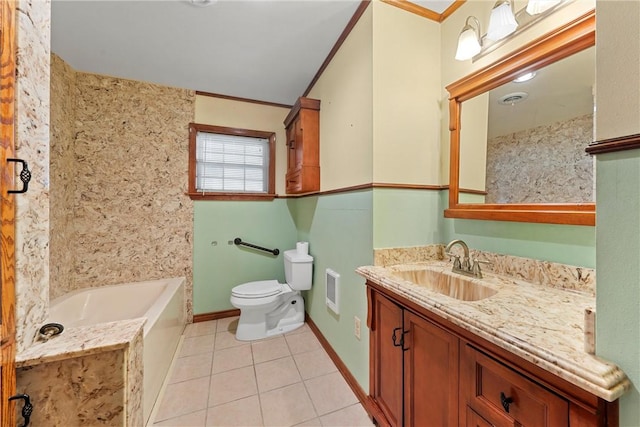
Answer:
xmin=526 ymin=0 xmax=562 ymax=15
xmin=455 ymin=16 xmax=482 ymax=61
xmin=454 ymin=0 xmax=571 ymax=62
xmin=487 ymin=0 xmax=518 ymax=41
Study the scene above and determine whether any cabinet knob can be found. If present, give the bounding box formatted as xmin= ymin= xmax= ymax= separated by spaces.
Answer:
xmin=500 ymin=392 xmax=514 ymax=413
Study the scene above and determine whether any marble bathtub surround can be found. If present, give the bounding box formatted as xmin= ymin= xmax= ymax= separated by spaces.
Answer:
xmin=49 ymin=55 xmax=195 ymax=320
xmin=357 ymin=261 xmax=628 ymax=402
xmin=15 ymin=0 xmax=51 ymax=353
xmin=374 ymin=245 xmax=595 ymax=296
xmin=17 ymin=349 xmax=126 ymax=425
xmin=16 ymin=319 xmax=145 ymax=426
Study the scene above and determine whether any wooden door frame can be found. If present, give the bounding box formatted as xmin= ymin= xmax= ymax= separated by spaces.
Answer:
xmin=0 ymin=0 xmax=18 ymax=425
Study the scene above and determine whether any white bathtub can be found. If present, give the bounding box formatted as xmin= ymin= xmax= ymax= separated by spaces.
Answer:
xmin=49 ymin=277 xmax=186 ymax=424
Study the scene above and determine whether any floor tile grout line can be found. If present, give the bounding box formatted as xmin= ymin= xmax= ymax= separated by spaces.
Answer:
xmin=203 ymin=328 xmax=218 ymax=427
xmin=158 ymin=320 xmax=370 ymax=426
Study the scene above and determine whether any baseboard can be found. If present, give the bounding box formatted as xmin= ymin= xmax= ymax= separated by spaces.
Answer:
xmin=193 ymin=309 xmax=240 ymax=323
xmin=305 ymin=314 xmax=376 ymax=421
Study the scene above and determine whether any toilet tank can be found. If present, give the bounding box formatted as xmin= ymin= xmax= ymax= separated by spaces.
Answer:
xmin=284 ymin=249 xmax=314 ymax=290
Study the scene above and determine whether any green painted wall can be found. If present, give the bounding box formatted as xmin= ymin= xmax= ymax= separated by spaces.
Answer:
xmin=440 ymin=192 xmax=596 ymax=268
xmin=373 ymin=188 xmax=443 ymax=248
xmin=291 ymin=190 xmax=374 ymax=391
xmin=595 ymin=151 xmax=640 ymax=426
xmin=193 ymin=200 xmax=297 ymax=314
xmin=193 ymin=191 xmax=374 ymax=389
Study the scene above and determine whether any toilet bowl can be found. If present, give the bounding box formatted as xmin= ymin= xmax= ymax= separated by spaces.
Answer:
xmin=230 ymin=247 xmax=313 ymax=341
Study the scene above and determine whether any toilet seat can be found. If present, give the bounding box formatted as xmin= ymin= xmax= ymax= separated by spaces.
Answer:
xmin=231 ymin=280 xmax=282 ymax=299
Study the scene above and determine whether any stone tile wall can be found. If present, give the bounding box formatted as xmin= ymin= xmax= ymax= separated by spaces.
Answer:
xmin=15 ymin=0 xmax=51 ymax=352
xmin=485 ymin=114 xmax=594 ymax=204
xmin=49 ymin=56 xmax=195 ymax=319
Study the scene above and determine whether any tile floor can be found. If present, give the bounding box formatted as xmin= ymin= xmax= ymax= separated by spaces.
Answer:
xmin=149 ymin=317 xmax=375 ymax=427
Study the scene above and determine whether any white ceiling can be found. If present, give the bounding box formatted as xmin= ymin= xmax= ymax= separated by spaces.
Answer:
xmin=51 ymin=0 xmax=456 ymax=106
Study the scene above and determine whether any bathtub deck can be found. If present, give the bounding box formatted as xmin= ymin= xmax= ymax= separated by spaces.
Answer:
xmin=149 ymin=318 xmax=373 ymax=427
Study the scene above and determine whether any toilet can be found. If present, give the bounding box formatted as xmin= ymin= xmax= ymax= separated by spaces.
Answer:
xmin=230 ymin=246 xmax=313 ymax=341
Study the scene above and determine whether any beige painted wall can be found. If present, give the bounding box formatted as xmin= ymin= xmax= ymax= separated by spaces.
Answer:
xmin=459 ymin=92 xmax=489 ymax=191
xmin=194 ymin=95 xmax=290 ymax=195
xmin=307 ymin=5 xmax=373 ymax=191
xmin=372 ymin=1 xmax=442 ymax=185
xmin=439 ymin=0 xmax=596 ymax=184
xmin=595 ymin=1 xmax=640 ymax=139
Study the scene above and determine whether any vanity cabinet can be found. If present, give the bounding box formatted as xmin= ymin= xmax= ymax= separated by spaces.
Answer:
xmin=368 ymin=289 xmax=459 ymax=427
xmin=366 ymin=281 xmax=619 ymax=427
xmin=283 ymin=97 xmax=320 ymax=194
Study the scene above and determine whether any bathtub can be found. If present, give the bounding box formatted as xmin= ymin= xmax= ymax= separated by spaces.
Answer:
xmin=49 ymin=277 xmax=186 ymax=424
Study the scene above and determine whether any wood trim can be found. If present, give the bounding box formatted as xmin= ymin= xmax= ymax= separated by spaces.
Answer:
xmin=187 ymin=122 xmax=276 ymax=201
xmin=380 ymin=0 xmax=440 ymax=21
xmin=280 ymin=182 xmax=451 ymax=198
xmin=193 ymin=309 xmax=240 ymax=323
xmin=445 ymin=10 xmax=596 ymax=226
xmin=460 ymin=188 xmax=488 ymax=196
xmin=186 ymin=193 xmax=276 ymax=201
xmin=380 ymin=0 xmax=465 ymax=22
xmin=306 ymin=315 xmax=374 ymax=420
xmin=439 ymin=0 xmax=466 ymax=22
xmin=586 ymin=133 xmax=640 ymax=155
xmin=302 ymin=1 xmax=371 ymax=98
xmin=0 ymin=1 xmax=17 ymax=424
xmin=195 ymin=91 xmax=292 ymax=110
xmin=372 ymin=183 xmax=445 ymax=190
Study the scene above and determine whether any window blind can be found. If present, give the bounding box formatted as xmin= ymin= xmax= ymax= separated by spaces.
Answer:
xmin=195 ymin=131 xmax=269 ymax=193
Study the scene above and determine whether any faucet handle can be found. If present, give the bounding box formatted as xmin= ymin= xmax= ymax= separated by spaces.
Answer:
xmin=446 ymin=252 xmax=462 ymax=269
xmin=471 ymin=259 xmax=492 ymax=278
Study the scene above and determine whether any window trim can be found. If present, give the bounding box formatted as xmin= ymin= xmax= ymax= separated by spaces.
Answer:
xmin=187 ymin=122 xmax=276 ymax=201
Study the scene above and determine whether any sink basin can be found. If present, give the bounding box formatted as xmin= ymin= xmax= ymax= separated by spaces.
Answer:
xmin=392 ymin=268 xmax=498 ymax=301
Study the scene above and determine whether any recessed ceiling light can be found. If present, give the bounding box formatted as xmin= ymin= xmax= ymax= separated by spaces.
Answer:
xmin=513 ymin=72 xmax=537 ymax=83
xmin=187 ymin=0 xmax=217 ymax=7
xmin=498 ymin=92 xmax=528 ymax=105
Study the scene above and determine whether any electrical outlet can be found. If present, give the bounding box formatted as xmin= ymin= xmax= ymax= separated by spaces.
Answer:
xmin=354 ymin=316 xmax=361 ymax=340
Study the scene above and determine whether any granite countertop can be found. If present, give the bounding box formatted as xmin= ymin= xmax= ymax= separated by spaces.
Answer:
xmin=16 ymin=318 xmax=146 ymax=368
xmin=357 ymin=261 xmax=630 ymax=402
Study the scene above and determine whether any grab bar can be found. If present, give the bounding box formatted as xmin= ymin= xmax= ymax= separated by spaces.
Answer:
xmin=234 ymin=238 xmax=280 ymax=256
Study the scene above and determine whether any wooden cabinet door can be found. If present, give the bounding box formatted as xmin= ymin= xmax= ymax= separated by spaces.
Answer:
xmin=370 ymin=291 xmax=404 ymax=426
xmin=0 ymin=0 xmax=17 ymax=425
xmin=403 ymin=310 xmax=459 ymax=427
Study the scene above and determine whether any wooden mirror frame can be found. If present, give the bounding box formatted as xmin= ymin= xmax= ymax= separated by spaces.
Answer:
xmin=445 ymin=10 xmax=595 ymax=226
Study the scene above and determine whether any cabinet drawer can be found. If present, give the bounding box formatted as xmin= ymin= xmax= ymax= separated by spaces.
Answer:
xmin=462 ymin=345 xmax=568 ymax=427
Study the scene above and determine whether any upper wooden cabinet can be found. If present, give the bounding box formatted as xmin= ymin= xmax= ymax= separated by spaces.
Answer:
xmin=283 ymin=97 xmax=320 ymax=194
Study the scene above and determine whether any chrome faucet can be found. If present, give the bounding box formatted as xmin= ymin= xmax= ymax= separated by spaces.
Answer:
xmin=444 ymin=239 xmax=490 ymax=278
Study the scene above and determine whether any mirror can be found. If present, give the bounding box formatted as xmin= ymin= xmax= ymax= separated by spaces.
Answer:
xmin=445 ymin=10 xmax=595 ymax=226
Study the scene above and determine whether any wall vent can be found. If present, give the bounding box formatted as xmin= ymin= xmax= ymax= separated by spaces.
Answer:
xmin=325 ymin=268 xmax=340 ymax=315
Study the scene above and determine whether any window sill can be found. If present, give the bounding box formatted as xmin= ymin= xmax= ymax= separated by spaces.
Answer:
xmin=186 ymin=192 xmax=277 ymax=201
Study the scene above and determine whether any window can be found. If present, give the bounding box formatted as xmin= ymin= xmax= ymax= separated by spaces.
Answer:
xmin=188 ymin=123 xmax=276 ymax=200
